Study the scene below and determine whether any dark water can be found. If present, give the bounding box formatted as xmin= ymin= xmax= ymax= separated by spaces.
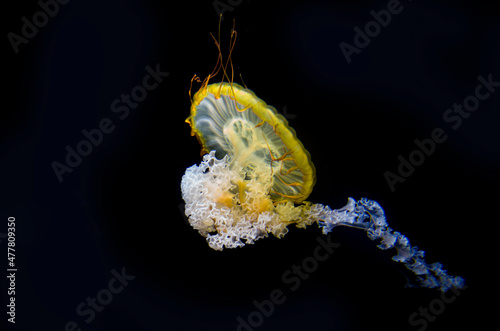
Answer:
xmin=2 ymin=0 xmax=498 ymax=330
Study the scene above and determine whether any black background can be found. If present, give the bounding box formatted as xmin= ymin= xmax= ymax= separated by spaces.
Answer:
xmin=2 ymin=0 xmax=499 ymax=330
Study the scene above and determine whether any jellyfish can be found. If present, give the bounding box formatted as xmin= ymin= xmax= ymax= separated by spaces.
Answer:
xmin=180 ymin=24 xmax=464 ymax=292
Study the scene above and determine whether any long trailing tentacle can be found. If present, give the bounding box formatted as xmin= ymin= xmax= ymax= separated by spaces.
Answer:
xmin=310 ymin=198 xmax=465 ymax=292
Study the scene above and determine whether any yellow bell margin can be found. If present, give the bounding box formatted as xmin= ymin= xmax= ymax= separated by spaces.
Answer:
xmin=186 ymin=82 xmax=317 ymax=204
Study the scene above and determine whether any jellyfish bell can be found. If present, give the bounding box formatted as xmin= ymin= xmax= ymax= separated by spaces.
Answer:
xmin=180 ymin=23 xmax=464 ymax=292
xmin=182 ymin=81 xmax=318 ymax=250
xmin=186 ymin=81 xmax=316 ymax=203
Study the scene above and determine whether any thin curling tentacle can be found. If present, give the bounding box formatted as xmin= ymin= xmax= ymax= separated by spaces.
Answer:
xmin=314 ymin=198 xmax=465 ymax=292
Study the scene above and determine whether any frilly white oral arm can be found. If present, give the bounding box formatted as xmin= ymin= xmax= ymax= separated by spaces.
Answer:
xmin=181 ymin=151 xmax=464 ymax=292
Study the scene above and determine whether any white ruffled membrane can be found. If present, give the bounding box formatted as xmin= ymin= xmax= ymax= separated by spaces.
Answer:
xmin=181 ymin=151 xmax=465 ymax=291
